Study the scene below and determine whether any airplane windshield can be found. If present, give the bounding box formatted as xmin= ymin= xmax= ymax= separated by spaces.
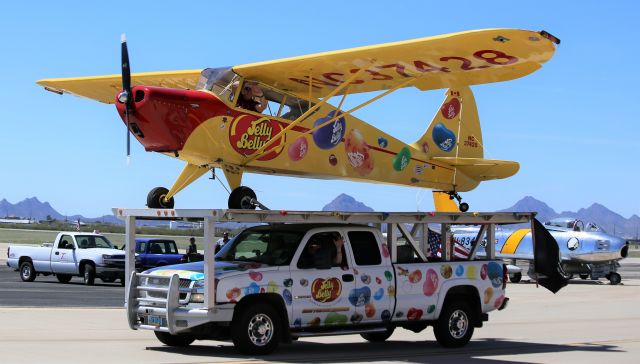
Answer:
xmin=196 ymin=67 xmax=237 ymax=102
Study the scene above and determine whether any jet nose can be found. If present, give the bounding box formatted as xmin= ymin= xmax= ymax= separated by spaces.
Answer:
xmin=621 ymin=243 xmax=629 ymax=258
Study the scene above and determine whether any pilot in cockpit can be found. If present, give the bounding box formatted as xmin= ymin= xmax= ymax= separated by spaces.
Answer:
xmin=236 ymin=81 xmax=267 ymax=113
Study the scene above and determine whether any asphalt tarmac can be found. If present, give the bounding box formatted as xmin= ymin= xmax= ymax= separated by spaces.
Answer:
xmin=1 ymin=250 xmax=639 ymax=363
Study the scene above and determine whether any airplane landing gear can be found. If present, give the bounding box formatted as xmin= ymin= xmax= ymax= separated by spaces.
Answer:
xmin=447 ymin=192 xmax=469 ymax=212
xmin=147 ymin=187 xmax=175 ymax=209
xmin=228 ymin=186 xmax=269 ymax=210
xmin=606 ymin=272 xmax=621 ymax=285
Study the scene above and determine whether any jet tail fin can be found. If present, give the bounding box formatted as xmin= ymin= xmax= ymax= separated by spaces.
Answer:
xmin=532 ymin=218 xmax=569 ymax=293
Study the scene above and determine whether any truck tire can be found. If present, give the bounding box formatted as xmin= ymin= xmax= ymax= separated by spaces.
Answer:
xmin=154 ymin=331 xmax=195 ymax=346
xmin=101 ymin=277 xmax=116 ymax=283
xmin=83 ymin=264 xmax=96 ymax=286
xmin=361 ymin=327 xmax=395 ymax=342
xmin=433 ymin=300 xmax=475 ymax=348
xmin=19 ymin=261 xmax=36 ymax=282
xmin=231 ymin=303 xmax=281 ymax=355
xmin=56 ymin=274 xmax=72 ymax=283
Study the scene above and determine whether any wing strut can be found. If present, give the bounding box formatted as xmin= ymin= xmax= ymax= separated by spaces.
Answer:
xmin=240 ymin=65 xmax=372 ymax=166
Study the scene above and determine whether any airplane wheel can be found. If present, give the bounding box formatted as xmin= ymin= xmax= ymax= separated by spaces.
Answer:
xmin=509 ymin=272 xmax=522 ymax=283
xmin=228 ymin=186 xmax=257 ymax=210
xmin=459 ymin=202 xmax=469 ymax=212
xmin=147 ymin=187 xmax=175 ymax=209
xmin=608 ymin=272 xmax=621 ymax=285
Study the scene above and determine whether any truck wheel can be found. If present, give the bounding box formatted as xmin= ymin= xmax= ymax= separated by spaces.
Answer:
xmin=83 ymin=264 xmax=96 ymax=286
xmin=579 ymin=274 xmax=589 ymax=280
xmin=19 ymin=261 xmax=36 ymax=282
xmin=232 ymin=303 xmax=281 ymax=355
xmin=101 ymin=277 xmax=116 ymax=283
xmin=56 ymin=274 xmax=72 ymax=283
xmin=608 ymin=272 xmax=621 ymax=285
xmin=509 ymin=272 xmax=522 ymax=283
xmin=154 ymin=331 xmax=195 ymax=346
xmin=434 ymin=300 xmax=475 ymax=348
xmin=361 ymin=327 xmax=395 ymax=342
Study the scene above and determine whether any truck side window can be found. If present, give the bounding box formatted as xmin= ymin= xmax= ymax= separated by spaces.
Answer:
xmin=396 ymin=240 xmax=425 ymax=263
xmin=59 ymin=235 xmax=73 ymax=250
xmin=297 ymin=231 xmax=346 ymax=269
xmin=136 ymin=242 xmax=146 ymax=254
xmin=348 ymin=231 xmax=381 ymax=266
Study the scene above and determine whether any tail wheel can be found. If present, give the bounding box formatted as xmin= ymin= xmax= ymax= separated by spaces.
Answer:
xmin=20 ymin=261 xmax=36 ymax=282
xmin=154 ymin=331 xmax=195 ymax=346
xmin=147 ymin=187 xmax=175 ymax=209
xmin=83 ymin=264 xmax=96 ymax=286
xmin=228 ymin=186 xmax=257 ymax=210
xmin=459 ymin=202 xmax=469 ymax=212
xmin=231 ymin=303 xmax=281 ymax=355
xmin=434 ymin=300 xmax=475 ymax=348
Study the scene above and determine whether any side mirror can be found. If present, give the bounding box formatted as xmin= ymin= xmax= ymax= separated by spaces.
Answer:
xmin=113 ymin=245 xmax=119 ymax=250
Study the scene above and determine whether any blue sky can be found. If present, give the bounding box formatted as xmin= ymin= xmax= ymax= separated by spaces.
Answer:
xmin=1 ymin=1 xmax=638 ymax=218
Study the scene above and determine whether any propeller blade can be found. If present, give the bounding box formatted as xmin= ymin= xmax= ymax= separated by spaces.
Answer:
xmin=121 ymin=33 xmax=132 ymax=160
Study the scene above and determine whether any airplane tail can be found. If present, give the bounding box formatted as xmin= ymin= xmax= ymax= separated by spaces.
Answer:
xmin=412 ymin=86 xmax=519 ymax=186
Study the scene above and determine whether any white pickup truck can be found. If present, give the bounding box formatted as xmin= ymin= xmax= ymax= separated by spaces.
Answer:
xmin=128 ymin=223 xmax=513 ymax=354
xmin=7 ymin=232 xmax=126 ymax=285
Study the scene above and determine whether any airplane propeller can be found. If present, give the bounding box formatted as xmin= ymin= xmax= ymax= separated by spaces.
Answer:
xmin=118 ymin=33 xmax=132 ymax=162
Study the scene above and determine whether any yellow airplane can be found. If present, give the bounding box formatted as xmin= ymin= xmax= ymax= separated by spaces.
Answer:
xmin=37 ymin=29 xmax=559 ymax=211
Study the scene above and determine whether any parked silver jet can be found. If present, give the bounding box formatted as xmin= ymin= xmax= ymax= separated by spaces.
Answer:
xmin=452 ymin=217 xmax=629 ymax=285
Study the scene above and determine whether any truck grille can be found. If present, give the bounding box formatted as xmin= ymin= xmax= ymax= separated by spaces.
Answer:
xmin=143 ymin=276 xmax=192 ymax=301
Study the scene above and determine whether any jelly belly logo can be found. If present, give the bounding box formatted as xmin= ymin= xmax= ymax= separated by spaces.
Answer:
xmin=229 ymin=115 xmax=284 ymax=161
xmin=311 ymin=278 xmax=342 ymax=303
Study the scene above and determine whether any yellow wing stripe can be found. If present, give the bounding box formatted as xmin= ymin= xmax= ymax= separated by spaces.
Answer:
xmin=501 ymin=228 xmax=531 ymax=254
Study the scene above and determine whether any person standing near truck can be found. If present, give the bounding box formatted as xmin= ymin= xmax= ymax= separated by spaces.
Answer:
xmin=215 ymin=232 xmax=230 ymax=254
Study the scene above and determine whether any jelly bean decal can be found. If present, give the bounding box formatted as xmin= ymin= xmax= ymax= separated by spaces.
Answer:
xmin=488 ymin=262 xmax=503 ymax=288
xmin=373 ymin=287 xmax=385 ymax=300
xmin=455 ymin=265 xmax=464 ymax=277
xmin=480 ymin=264 xmax=488 ymax=280
xmin=381 ymin=244 xmax=390 ymax=258
xmin=440 ymin=264 xmax=453 ymax=279
xmin=432 ymin=123 xmax=456 ymax=152
xmin=308 ymin=317 xmax=321 ymax=327
xmin=427 ymin=304 xmax=436 ymax=314
xmin=387 ymin=285 xmax=396 ymax=297
xmin=287 ymin=136 xmax=308 ymax=161
xmin=328 ymin=154 xmax=338 ymax=166
xmin=248 ymin=271 xmax=263 ymax=282
xmin=381 ymin=310 xmax=391 ymax=321
xmin=423 ymin=268 xmax=438 ymax=296
xmin=408 ymin=270 xmax=422 ymax=283
xmin=440 ymin=98 xmax=461 ymax=119
xmin=466 ymin=265 xmax=477 ymax=280
xmin=407 ymin=307 xmax=423 ymax=320
xmin=377 ymin=136 xmax=388 ymax=148
xmin=245 ymin=282 xmax=260 ymax=295
xmin=313 ymin=110 xmax=346 ymax=150
xmin=365 ymin=303 xmax=376 ymax=317
xmin=360 ymin=274 xmax=371 ymax=285
xmin=226 ymin=287 xmax=241 ymax=302
xmin=283 ymin=278 xmax=293 ymax=287
xmin=375 ymin=277 xmax=382 ymax=285
xmin=395 ymin=311 xmax=404 ymax=318
xmin=283 ymin=289 xmax=292 ymax=305
xmin=300 ymin=278 xmax=308 ymax=287
xmin=421 ymin=141 xmax=429 ymax=153
xmin=312 ymin=278 xmax=342 ymax=303
xmin=350 ymin=312 xmax=363 ymax=324
xmin=293 ymin=318 xmax=302 ymax=328
xmin=384 ymin=270 xmax=393 ymax=281
xmin=325 ymin=312 xmax=348 ymax=325
xmin=484 ymin=287 xmax=494 ymax=304
xmin=392 ymin=147 xmax=412 ymax=171
xmin=348 ymin=286 xmax=371 ymax=307
xmin=345 ymin=128 xmax=374 ymax=175
xmin=267 ymin=280 xmax=279 ymax=293
xmin=494 ymin=295 xmax=505 ymax=309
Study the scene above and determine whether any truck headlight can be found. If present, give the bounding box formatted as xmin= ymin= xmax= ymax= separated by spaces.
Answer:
xmin=190 ymin=293 xmax=205 ymax=303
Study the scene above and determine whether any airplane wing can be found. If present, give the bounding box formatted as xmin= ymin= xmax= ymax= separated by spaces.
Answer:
xmin=431 ymin=157 xmax=519 ymax=181
xmin=234 ymin=29 xmax=558 ymax=98
xmin=36 ymin=70 xmax=203 ymax=104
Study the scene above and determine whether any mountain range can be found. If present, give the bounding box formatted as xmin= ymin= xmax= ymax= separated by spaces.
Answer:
xmin=1 ymin=195 xmax=638 ymax=238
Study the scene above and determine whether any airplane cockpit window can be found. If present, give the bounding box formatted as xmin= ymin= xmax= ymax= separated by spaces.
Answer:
xmin=229 ymin=77 xmax=315 ymax=120
xmin=545 ymin=218 xmax=584 ymax=231
xmin=196 ymin=67 xmax=237 ymax=102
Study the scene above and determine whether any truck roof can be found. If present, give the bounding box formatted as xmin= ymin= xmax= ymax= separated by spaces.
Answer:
xmin=244 ymin=223 xmax=369 ymax=233
xmin=58 ymin=232 xmax=104 ymax=236
xmin=136 ymin=238 xmax=176 ymax=243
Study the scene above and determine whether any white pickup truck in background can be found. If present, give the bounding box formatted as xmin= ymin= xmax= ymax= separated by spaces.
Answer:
xmin=6 ymin=232 xmax=126 ymax=285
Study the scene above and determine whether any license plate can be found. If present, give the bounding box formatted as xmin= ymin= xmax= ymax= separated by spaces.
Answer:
xmin=148 ymin=315 xmax=163 ymax=326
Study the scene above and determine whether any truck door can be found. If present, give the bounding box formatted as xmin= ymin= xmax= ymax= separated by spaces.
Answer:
xmin=51 ymin=235 xmax=78 ymax=274
xmin=290 ymin=230 xmax=356 ymax=329
xmin=346 ymin=229 xmax=394 ymax=324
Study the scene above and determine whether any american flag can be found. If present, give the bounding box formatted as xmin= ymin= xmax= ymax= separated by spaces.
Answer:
xmin=427 ymin=229 xmax=470 ymax=260
xmin=75 ymin=219 xmax=80 ymax=232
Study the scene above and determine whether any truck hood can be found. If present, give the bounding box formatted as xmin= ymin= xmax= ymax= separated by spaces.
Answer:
xmin=143 ymin=260 xmax=273 ymax=280
xmin=87 ymin=248 xmax=125 ymax=256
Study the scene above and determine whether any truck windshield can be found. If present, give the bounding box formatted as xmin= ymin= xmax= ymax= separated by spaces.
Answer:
xmin=76 ymin=235 xmax=114 ymax=249
xmin=217 ymin=230 xmax=304 ymax=266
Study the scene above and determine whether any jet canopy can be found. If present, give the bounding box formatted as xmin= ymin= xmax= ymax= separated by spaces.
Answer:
xmin=544 ymin=218 xmax=606 ymax=233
